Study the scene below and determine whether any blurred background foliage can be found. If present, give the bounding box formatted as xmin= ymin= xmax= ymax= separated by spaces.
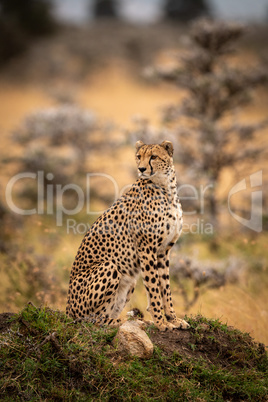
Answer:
xmin=0 ymin=0 xmax=267 ymax=344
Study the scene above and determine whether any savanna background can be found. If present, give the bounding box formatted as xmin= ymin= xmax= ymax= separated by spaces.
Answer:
xmin=0 ymin=0 xmax=268 ymax=347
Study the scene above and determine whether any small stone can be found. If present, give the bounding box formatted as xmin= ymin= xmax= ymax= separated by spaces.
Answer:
xmin=114 ymin=320 xmax=154 ymax=359
xmin=199 ymin=323 xmax=210 ymax=331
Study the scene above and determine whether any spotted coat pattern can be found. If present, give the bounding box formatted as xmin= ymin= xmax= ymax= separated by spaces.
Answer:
xmin=66 ymin=140 xmax=189 ymax=331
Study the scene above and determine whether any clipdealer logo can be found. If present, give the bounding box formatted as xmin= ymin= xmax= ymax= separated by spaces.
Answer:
xmin=4 ymin=170 xmax=263 ymax=233
xmin=5 ymin=172 xmax=119 ymax=226
xmin=228 ymin=170 xmax=263 ymax=233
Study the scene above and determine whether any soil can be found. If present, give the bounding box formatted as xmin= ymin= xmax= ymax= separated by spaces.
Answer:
xmin=0 ymin=312 xmax=15 ymax=332
xmin=0 ymin=311 xmax=265 ymax=372
xmin=147 ymin=320 xmax=267 ymax=370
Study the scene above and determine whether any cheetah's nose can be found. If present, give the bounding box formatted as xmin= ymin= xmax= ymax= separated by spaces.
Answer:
xmin=139 ymin=167 xmax=146 ymax=173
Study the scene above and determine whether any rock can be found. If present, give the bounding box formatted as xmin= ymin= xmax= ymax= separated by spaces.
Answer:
xmin=199 ymin=323 xmax=210 ymax=331
xmin=114 ymin=320 xmax=154 ymax=359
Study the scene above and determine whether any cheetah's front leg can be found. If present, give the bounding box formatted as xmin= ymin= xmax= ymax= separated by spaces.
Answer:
xmin=139 ymin=252 xmax=175 ymax=331
xmin=157 ymin=249 xmax=189 ymax=330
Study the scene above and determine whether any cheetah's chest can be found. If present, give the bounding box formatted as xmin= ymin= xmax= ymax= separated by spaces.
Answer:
xmin=159 ymin=202 xmax=183 ymax=252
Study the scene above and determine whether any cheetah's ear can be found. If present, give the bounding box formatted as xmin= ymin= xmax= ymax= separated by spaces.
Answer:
xmin=135 ymin=140 xmax=145 ymax=151
xmin=160 ymin=140 xmax=173 ymax=157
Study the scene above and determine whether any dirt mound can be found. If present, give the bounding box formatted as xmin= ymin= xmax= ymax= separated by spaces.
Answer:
xmin=0 ymin=306 xmax=267 ymax=401
xmin=0 ymin=312 xmax=14 ymax=332
xmin=147 ymin=316 xmax=267 ymax=371
xmin=1 ymin=310 xmax=266 ymax=373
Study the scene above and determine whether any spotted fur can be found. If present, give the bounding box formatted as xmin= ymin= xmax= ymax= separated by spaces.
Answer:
xmin=66 ymin=140 xmax=189 ymax=331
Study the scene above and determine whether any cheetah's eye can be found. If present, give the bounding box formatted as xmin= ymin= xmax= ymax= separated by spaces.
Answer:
xmin=137 ymin=155 xmax=141 ymax=160
xmin=150 ymin=155 xmax=158 ymax=160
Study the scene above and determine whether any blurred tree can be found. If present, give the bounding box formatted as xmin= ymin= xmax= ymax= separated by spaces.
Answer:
xmin=0 ymin=0 xmax=56 ymax=35
xmin=12 ymin=105 xmax=97 ymax=181
xmin=8 ymin=105 xmax=117 ymax=208
xmin=93 ymin=0 xmax=117 ymax=18
xmin=171 ymin=256 xmax=242 ymax=310
xmin=0 ymin=0 xmax=56 ymax=64
xmin=157 ymin=19 xmax=268 ymax=230
xmin=164 ymin=0 xmax=210 ymax=21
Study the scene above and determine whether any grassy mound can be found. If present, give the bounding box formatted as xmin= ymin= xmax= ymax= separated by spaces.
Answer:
xmin=0 ymin=304 xmax=267 ymax=401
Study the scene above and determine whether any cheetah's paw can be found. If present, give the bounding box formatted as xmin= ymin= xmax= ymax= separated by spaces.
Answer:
xmin=155 ymin=318 xmax=190 ymax=331
xmin=165 ymin=318 xmax=190 ymax=330
xmin=173 ymin=318 xmax=190 ymax=330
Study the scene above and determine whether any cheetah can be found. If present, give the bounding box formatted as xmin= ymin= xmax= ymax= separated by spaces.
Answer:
xmin=66 ymin=140 xmax=190 ymax=331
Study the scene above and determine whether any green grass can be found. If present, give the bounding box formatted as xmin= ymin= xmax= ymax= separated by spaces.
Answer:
xmin=0 ymin=304 xmax=267 ymax=401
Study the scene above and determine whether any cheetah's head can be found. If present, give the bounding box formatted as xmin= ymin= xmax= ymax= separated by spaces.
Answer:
xmin=135 ymin=140 xmax=174 ymax=181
